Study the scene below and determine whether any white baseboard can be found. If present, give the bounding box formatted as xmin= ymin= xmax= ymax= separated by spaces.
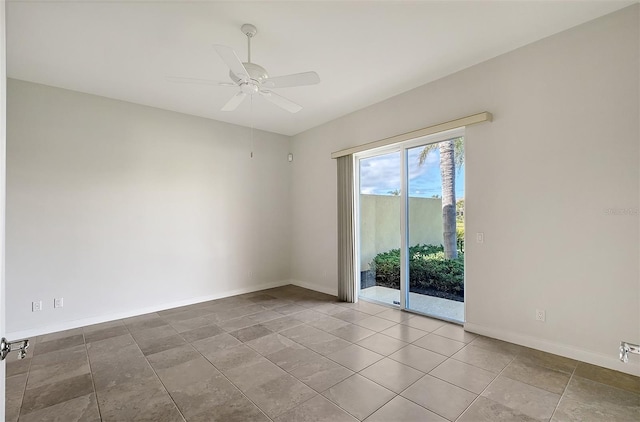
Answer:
xmin=464 ymin=322 xmax=640 ymax=377
xmin=6 ymin=280 xmax=290 ymax=341
xmin=289 ymin=279 xmax=338 ymax=297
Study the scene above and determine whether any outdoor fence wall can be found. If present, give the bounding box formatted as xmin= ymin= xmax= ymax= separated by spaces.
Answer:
xmin=360 ymin=194 xmax=443 ymax=270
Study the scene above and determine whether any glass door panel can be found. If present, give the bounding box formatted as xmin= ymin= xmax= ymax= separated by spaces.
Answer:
xmin=405 ymin=138 xmax=465 ymax=322
xmin=358 ymin=151 xmax=401 ymax=307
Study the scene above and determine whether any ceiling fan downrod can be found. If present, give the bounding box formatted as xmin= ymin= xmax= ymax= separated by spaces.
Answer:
xmin=241 ymin=23 xmax=257 ymax=64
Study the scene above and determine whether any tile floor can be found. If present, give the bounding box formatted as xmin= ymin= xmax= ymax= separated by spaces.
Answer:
xmin=5 ymin=285 xmax=640 ymax=422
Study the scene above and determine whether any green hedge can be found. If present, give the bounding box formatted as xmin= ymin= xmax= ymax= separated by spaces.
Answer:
xmin=369 ymin=244 xmax=464 ymax=297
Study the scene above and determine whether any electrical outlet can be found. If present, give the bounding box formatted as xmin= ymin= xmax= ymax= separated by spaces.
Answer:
xmin=54 ymin=298 xmax=64 ymax=308
xmin=32 ymin=301 xmax=43 ymax=312
xmin=476 ymin=232 xmax=484 ymax=243
xmin=536 ymin=309 xmax=546 ymax=322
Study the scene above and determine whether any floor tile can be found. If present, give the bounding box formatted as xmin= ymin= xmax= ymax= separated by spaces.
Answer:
xmin=431 ymin=323 xmax=477 ymax=343
xmin=275 ymin=303 xmax=308 ymax=315
xmin=292 ymin=309 xmax=327 ymax=323
xmin=327 ymin=344 xmax=384 ymax=372
xmin=91 ymin=355 xmax=156 ymax=391
xmin=308 ymin=316 xmax=351 ymax=332
xmin=354 ymin=315 xmax=397 ymax=332
xmin=146 ymin=343 xmax=202 ymax=371
xmin=262 ymin=315 xmax=306 ymax=332
xmin=574 ymin=362 xmax=640 ymax=394
xmin=179 ymin=324 xmax=225 ymax=342
xmin=356 ymin=333 xmax=407 ymax=356
xmin=125 ymin=316 xmax=169 ymax=333
xmin=224 ymin=358 xmax=288 ymax=391
xmin=501 ymin=358 xmax=571 ymax=394
xmin=389 ymin=344 xmax=447 ymax=372
xmin=6 ymin=373 xmax=27 ymax=422
xmin=36 ymin=328 xmax=84 ymax=344
xmin=206 ymin=344 xmax=264 ymax=372
xmin=458 ymin=396 xmax=541 ymax=422
xmin=452 ymin=344 xmax=514 ymax=373
xmin=34 ymin=334 xmax=85 ymax=356
xmin=157 ymin=358 xmax=239 ymax=418
xmin=401 ymin=374 xmax=477 ymax=421
xmin=282 ymin=324 xmax=351 ymax=356
xmin=188 ymin=392 xmax=270 ymax=422
xmin=376 ymin=308 xmax=413 ymax=323
xmin=83 ymin=324 xmax=130 ymax=344
xmin=275 ymin=395 xmax=358 ymax=422
xmin=6 ymin=355 xmax=31 ymax=378
xmin=21 ymin=373 xmax=94 ymax=416
xmin=360 ymin=357 xmax=424 ymax=393
xmin=402 ymin=316 xmax=446 ymax=332
xmin=516 ymin=347 xmax=578 ymax=374
xmin=244 ymin=373 xmax=318 ymax=418
xmin=135 ymin=333 xmax=187 ymax=356
xmin=229 ymin=324 xmax=273 ymax=343
xmin=267 ymin=344 xmax=321 ymax=372
xmin=364 ymin=395 xmax=448 ymax=422
xmin=18 ymin=393 xmax=101 ymax=422
xmin=332 ymin=309 xmax=370 ymax=323
xmin=430 ymin=358 xmax=496 ymax=394
xmin=247 ymin=333 xmax=299 ymax=356
xmin=330 ymin=323 xmax=376 ymax=342
xmin=168 ymin=315 xmax=212 ymax=333
xmin=191 ymin=332 xmax=242 ymax=360
xmin=323 ymin=374 xmax=395 ymax=420
xmin=413 ymin=333 xmax=466 ymax=356
xmin=86 ymin=334 xmax=139 ymax=362
xmin=468 ymin=335 xmax=525 ymax=355
xmin=130 ymin=324 xmax=178 ymax=342
xmin=97 ymin=375 xmax=183 ymax=422
xmin=561 ymin=375 xmax=640 ymax=417
xmin=288 ymin=354 xmax=354 ymax=392
xmin=26 ymin=345 xmax=91 ymax=390
xmin=482 ymin=376 xmax=561 ymax=420
xmin=381 ymin=324 xmax=428 ymax=343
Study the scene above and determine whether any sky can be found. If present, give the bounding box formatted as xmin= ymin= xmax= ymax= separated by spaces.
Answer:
xmin=359 ymin=145 xmax=465 ymax=199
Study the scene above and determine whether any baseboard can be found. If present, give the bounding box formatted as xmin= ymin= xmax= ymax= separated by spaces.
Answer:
xmin=464 ymin=322 xmax=640 ymax=377
xmin=289 ymin=279 xmax=338 ymax=297
xmin=6 ymin=280 xmax=290 ymax=341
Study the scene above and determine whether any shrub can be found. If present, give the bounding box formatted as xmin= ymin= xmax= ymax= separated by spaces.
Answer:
xmin=370 ymin=244 xmax=464 ymax=298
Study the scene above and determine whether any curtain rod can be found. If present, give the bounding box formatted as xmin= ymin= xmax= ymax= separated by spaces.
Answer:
xmin=331 ymin=112 xmax=493 ymax=159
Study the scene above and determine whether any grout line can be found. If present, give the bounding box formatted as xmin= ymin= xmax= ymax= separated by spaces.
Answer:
xmin=82 ymin=332 xmax=106 ymax=422
xmin=451 ymin=347 xmax=519 ymax=422
xmin=123 ymin=319 xmax=189 ymax=422
xmin=549 ymin=363 xmax=577 ymax=421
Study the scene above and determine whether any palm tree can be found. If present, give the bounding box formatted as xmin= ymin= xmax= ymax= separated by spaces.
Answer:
xmin=418 ymin=137 xmax=464 ymax=259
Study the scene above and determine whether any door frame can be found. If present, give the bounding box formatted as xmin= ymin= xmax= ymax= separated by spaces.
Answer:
xmin=354 ymin=126 xmax=465 ymax=322
xmin=1 ymin=0 xmax=8 ymax=418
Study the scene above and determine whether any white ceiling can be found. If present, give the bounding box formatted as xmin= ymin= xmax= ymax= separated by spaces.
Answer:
xmin=6 ymin=1 xmax=634 ymax=136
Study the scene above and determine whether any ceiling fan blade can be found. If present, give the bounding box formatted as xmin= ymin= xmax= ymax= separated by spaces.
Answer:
xmin=260 ymin=90 xmax=302 ymax=113
xmin=221 ymin=92 xmax=247 ymax=111
xmin=213 ymin=45 xmax=249 ymax=80
xmin=165 ymin=76 xmax=236 ymax=87
xmin=262 ymin=71 xmax=320 ymax=89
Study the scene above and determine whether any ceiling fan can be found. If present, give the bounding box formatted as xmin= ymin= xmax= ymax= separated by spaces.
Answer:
xmin=168 ymin=23 xmax=320 ymax=113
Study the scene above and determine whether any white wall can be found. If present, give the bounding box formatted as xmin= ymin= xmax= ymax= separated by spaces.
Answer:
xmin=6 ymin=79 xmax=292 ymax=337
xmin=290 ymin=5 xmax=639 ymax=374
xmin=1 ymin=0 xmax=7 ymax=417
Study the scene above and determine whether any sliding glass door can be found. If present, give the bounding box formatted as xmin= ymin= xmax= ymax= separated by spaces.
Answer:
xmin=357 ymin=150 xmax=401 ymax=307
xmin=405 ymin=138 xmax=465 ymax=322
xmin=357 ymin=129 xmax=465 ymax=323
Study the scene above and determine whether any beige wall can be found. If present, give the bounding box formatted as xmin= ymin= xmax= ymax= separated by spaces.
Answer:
xmin=6 ymin=79 xmax=292 ymax=337
xmin=360 ymin=195 xmax=443 ymax=270
xmin=290 ymin=6 xmax=639 ymax=374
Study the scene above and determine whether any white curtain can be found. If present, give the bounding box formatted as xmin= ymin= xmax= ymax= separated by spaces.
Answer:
xmin=337 ymin=155 xmax=356 ymax=302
